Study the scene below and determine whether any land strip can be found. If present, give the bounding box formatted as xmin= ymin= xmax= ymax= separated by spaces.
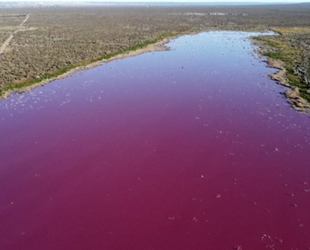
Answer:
xmin=253 ymin=27 xmax=310 ymax=115
xmin=0 ymin=33 xmax=180 ymax=99
xmin=0 ymin=5 xmax=310 ymax=114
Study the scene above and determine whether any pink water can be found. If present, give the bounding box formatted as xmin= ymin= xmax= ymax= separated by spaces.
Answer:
xmin=0 ymin=32 xmax=309 ymax=250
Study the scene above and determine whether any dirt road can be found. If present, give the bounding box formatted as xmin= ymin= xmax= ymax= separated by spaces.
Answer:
xmin=0 ymin=14 xmax=30 ymax=55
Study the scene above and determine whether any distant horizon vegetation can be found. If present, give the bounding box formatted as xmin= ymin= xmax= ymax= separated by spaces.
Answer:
xmin=1 ymin=0 xmax=310 ymax=6
xmin=1 ymin=0 xmax=310 ymax=4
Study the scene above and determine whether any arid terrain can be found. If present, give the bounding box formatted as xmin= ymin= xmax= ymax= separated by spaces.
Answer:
xmin=253 ymin=25 xmax=310 ymax=111
xmin=0 ymin=4 xmax=310 ymax=109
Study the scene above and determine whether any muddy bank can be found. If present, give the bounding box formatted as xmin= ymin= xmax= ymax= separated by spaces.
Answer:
xmin=0 ymin=36 xmax=172 ymax=100
xmin=251 ymin=37 xmax=310 ymax=115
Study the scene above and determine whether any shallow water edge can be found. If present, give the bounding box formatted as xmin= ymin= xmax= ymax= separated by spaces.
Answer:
xmin=0 ymin=30 xmax=276 ymax=102
xmin=0 ymin=32 xmax=183 ymax=100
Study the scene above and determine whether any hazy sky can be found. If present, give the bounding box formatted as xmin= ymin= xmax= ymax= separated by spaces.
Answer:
xmin=1 ymin=0 xmax=310 ymax=2
xmin=79 ymin=0 xmax=309 ymax=1
xmin=1 ymin=0 xmax=310 ymax=3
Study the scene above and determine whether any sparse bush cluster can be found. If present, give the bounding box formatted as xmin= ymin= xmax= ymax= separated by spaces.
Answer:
xmin=0 ymin=33 xmax=8 ymax=43
xmin=0 ymin=4 xmax=310 ymax=90
xmin=254 ymin=27 xmax=310 ymax=101
xmin=283 ymin=32 xmax=310 ymax=87
xmin=0 ymin=15 xmax=24 ymax=26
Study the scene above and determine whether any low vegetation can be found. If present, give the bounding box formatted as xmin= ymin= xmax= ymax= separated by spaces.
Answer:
xmin=254 ymin=27 xmax=310 ymax=102
xmin=0 ymin=4 xmax=310 ymax=103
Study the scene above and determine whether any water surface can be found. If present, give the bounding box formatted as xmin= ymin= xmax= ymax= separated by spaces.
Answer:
xmin=0 ymin=32 xmax=310 ymax=250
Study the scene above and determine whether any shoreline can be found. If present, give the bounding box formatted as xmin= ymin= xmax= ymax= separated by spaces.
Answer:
xmin=251 ymin=36 xmax=310 ymax=115
xmin=0 ymin=28 xmax=264 ymax=100
xmin=0 ymin=35 xmax=177 ymax=100
xmin=2 ymin=30 xmax=310 ymax=117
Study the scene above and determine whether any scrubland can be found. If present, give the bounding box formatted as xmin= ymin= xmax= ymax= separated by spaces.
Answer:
xmin=254 ymin=26 xmax=310 ymax=106
xmin=0 ymin=4 xmax=310 ymax=104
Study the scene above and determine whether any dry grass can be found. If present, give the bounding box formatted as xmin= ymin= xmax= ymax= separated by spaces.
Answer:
xmin=272 ymin=26 xmax=310 ymax=35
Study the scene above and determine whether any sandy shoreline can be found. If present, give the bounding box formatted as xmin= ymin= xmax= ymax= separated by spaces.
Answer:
xmin=3 ymin=31 xmax=309 ymax=116
xmin=0 ymin=36 xmax=173 ymax=100
xmin=251 ymin=37 xmax=310 ymax=115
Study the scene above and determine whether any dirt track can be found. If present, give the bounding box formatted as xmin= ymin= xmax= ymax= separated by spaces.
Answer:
xmin=0 ymin=14 xmax=29 ymax=55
